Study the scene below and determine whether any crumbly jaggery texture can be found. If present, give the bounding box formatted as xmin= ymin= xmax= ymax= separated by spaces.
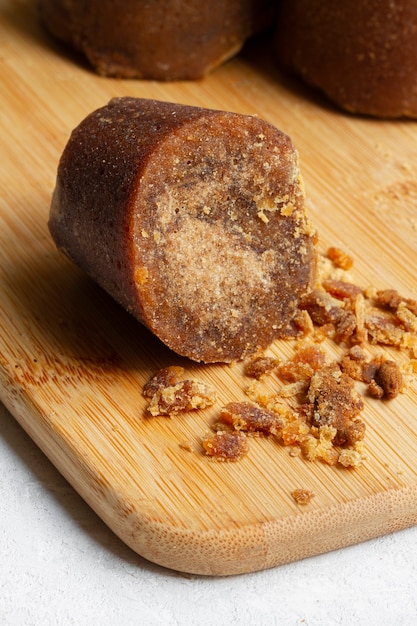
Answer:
xmin=39 ymin=0 xmax=276 ymax=80
xmin=143 ymin=248 xmax=417 ymax=467
xmin=143 ymin=367 xmax=217 ymax=417
xmin=49 ymin=97 xmax=316 ymax=363
xmin=202 ymin=431 xmax=249 ymax=462
xmin=275 ymin=0 xmax=417 ymax=118
xmin=223 ymin=247 xmax=414 ymax=467
xmin=220 ymin=401 xmax=286 ymax=436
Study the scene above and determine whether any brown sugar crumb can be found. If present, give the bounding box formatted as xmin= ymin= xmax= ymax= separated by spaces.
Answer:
xmin=143 ymin=366 xmax=185 ymax=397
xmin=202 ymin=431 xmax=249 ymax=461
xmin=244 ymin=354 xmax=280 ymax=379
xmin=326 ymin=246 xmax=354 ymax=270
xmin=219 ymin=401 xmax=286 ymax=436
xmin=291 ymin=488 xmax=315 ymax=505
xmin=147 ymin=379 xmax=217 ymax=417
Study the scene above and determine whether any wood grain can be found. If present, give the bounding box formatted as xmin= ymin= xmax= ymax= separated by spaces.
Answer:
xmin=1 ymin=0 xmax=417 ymax=575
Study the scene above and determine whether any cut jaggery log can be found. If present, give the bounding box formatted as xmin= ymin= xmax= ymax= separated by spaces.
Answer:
xmin=48 ymin=97 xmax=316 ymax=363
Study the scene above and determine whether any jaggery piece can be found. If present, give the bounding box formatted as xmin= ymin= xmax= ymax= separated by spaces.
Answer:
xmin=244 ymin=355 xmax=280 ymax=379
xmin=292 ymin=309 xmax=315 ymax=336
xmin=142 ymin=366 xmax=185 ymax=398
xmin=39 ymin=0 xmax=276 ymax=80
xmin=326 ymin=247 xmax=354 ymax=271
xmin=365 ymin=309 xmax=405 ymax=347
xmin=376 ymin=289 xmax=417 ymax=316
xmin=372 ymin=360 xmax=403 ymax=399
xmin=376 ymin=289 xmax=405 ymax=311
xmin=338 ymin=447 xmax=364 ymax=468
xmin=147 ymin=379 xmax=217 ymax=417
xmin=278 ymin=344 xmax=327 ymax=382
xmin=49 ymin=97 xmax=316 ymax=363
xmin=307 ymin=364 xmax=365 ymax=446
xmin=291 ymin=488 xmax=315 ymax=505
xmin=299 ymin=426 xmax=340 ymax=465
xmin=299 ymin=289 xmax=356 ymax=340
xmin=202 ymin=431 xmax=249 ymax=461
xmin=219 ymin=401 xmax=285 ymax=436
xmin=322 ymin=279 xmax=363 ymax=301
xmin=275 ymin=0 xmax=417 ymax=118
xmin=340 ymin=347 xmax=367 ymax=382
xmin=367 ymin=379 xmax=385 ymax=400
xmin=374 ymin=290 xmax=417 ymax=333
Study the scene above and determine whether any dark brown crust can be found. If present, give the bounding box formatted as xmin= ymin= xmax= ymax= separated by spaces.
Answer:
xmin=275 ymin=0 xmax=417 ymax=119
xmin=39 ymin=0 xmax=276 ymax=80
xmin=49 ymin=97 xmax=316 ymax=363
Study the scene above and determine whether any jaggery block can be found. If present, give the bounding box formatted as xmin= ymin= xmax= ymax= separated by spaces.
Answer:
xmin=49 ymin=97 xmax=316 ymax=363
xmin=39 ymin=0 xmax=276 ymax=80
xmin=276 ymin=0 xmax=417 ymax=118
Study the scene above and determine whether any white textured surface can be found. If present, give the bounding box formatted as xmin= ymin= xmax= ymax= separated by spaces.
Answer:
xmin=1 ymin=400 xmax=417 ymax=626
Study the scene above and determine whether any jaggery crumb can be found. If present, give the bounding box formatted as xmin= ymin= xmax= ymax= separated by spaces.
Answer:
xmin=244 ymin=354 xmax=280 ymax=379
xmin=144 ymin=367 xmax=217 ymax=417
xmin=299 ymin=289 xmax=357 ymax=341
xmin=299 ymin=426 xmax=339 ymax=465
xmin=219 ymin=401 xmax=286 ymax=436
xmin=376 ymin=289 xmax=417 ymax=317
xmin=322 ymin=278 xmax=363 ymax=300
xmin=278 ymin=344 xmax=327 ymax=382
xmin=340 ymin=355 xmax=365 ymax=381
xmin=147 ymin=379 xmax=217 ymax=416
xmin=326 ymin=246 xmax=354 ymax=270
xmin=307 ymin=364 xmax=365 ymax=446
xmin=373 ymin=360 xmax=403 ymax=399
xmin=368 ymin=378 xmax=385 ymax=399
xmin=291 ymin=488 xmax=315 ymax=505
xmin=143 ymin=366 xmax=185 ymax=397
xmin=292 ymin=308 xmax=315 ymax=336
xmin=338 ymin=447 xmax=363 ymax=468
xmin=376 ymin=289 xmax=404 ymax=310
xmin=202 ymin=431 xmax=249 ymax=461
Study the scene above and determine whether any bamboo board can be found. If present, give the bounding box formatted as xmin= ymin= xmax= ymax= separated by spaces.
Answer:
xmin=1 ymin=0 xmax=417 ymax=576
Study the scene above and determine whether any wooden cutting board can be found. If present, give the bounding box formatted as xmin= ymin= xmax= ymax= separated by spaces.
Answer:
xmin=2 ymin=0 xmax=417 ymax=576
